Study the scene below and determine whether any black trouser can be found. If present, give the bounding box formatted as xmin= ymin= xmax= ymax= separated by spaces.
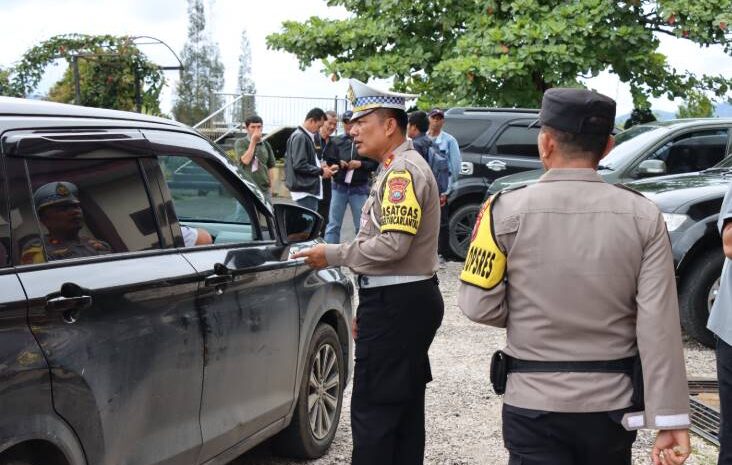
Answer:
xmin=437 ymin=205 xmax=448 ymax=256
xmin=718 ymin=338 xmax=732 ymax=465
xmin=351 ymin=277 xmax=444 ymax=465
xmin=502 ymin=405 xmax=637 ymax=465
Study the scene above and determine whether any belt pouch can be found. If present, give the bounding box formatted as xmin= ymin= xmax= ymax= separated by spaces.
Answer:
xmin=490 ymin=350 xmax=509 ymax=395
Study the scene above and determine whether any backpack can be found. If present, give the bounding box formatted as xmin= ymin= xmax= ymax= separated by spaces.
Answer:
xmin=427 ymin=142 xmax=450 ymax=194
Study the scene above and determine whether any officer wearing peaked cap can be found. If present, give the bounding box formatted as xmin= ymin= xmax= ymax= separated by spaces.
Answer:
xmin=458 ymin=88 xmax=691 ymax=465
xmin=21 ymin=181 xmax=111 ymax=264
xmin=293 ymin=79 xmax=444 ymax=465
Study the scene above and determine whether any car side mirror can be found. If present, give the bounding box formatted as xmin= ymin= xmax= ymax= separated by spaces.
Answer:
xmin=637 ymin=159 xmax=667 ymax=177
xmin=273 ymin=203 xmax=323 ymax=245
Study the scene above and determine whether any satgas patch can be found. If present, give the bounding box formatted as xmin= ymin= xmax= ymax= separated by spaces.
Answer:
xmin=380 ymin=169 xmax=421 ymax=235
xmin=460 ymin=198 xmax=507 ymax=289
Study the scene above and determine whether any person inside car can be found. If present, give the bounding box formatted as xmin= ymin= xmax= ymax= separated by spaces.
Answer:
xmin=21 ymin=181 xmax=112 ymax=264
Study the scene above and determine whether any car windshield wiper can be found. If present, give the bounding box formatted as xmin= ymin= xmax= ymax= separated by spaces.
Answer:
xmin=597 ymin=164 xmax=613 ymax=171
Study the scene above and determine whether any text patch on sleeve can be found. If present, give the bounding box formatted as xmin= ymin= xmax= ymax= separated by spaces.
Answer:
xmin=460 ymin=200 xmax=506 ymax=289
xmin=380 ymin=169 xmax=422 ymax=235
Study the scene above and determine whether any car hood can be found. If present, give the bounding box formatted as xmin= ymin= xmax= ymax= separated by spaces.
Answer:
xmin=489 ymin=167 xmax=614 ymax=193
xmin=626 ymin=171 xmax=732 ymax=212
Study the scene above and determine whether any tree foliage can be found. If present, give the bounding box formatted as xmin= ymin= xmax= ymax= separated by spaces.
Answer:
xmin=267 ymin=0 xmax=732 ymax=108
xmin=173 ymin=0 xmax=225 ymax=126
xmin=676 ymin=91 xmax=715 ymax=118
xmin=0 ymin=34 xmax=165 ymax=112
xmin=236 ymin=28 xmax=257 ymax=123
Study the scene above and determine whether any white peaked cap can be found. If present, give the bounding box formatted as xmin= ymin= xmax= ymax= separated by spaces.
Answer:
xmin=346 ymin=79 xmax=418 ymax=121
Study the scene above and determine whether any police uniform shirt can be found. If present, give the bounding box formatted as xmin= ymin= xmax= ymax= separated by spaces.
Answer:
xmin=324 ymin=140 xmax=440 ymax=276
xmin=457 ymin=168 xmax=690 ymax=430
xmin=21 ymin=235 xmax=112 ymax=264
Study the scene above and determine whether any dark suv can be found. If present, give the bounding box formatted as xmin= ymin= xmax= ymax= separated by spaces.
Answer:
xmin=441 ymin=107 xmax=540 ymax=259
xmin=0 ymin=97 xmax=353 ymax=465
xmin=627 ymin=154 xmax=732 ymax=348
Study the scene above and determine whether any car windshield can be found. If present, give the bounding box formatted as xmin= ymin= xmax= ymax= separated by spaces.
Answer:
xmin=600 ymin=127 xmax=670 ymax=170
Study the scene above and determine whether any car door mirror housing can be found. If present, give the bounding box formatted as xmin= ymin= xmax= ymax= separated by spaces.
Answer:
xmin=637 ymin=159 xmax=667 ymax=177
xmin=273 ymin=203 xmax=324 ymax=245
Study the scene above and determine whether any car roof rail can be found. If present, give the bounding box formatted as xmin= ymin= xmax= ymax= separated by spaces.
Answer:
xmin=446 ymin=107 xmax=540 ymax=115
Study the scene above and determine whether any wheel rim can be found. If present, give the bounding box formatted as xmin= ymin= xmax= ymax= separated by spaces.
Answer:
xmin=452 ymin=208 xmax=479 ymax=258
xmin=307 ymin=343 xmax=340 ymax=440
xmin=708 ymin=276 xmax=721 ymax=311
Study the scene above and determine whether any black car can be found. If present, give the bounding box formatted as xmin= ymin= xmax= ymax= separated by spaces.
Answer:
xmin=440 ymin=107 xmax=541 ymax=259
xmin=0 ymin=97 xmax=353 ymax=465
xmin=627 ymin=155 xmax=732 ymax=348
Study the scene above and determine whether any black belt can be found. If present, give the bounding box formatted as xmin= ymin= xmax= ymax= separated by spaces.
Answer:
xmin=490 ymin=351 xmax=644 ymax=410
xmin=507 ymin=356 xmax=636 ymax=374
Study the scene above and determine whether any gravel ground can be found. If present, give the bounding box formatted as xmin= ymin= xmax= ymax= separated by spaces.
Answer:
xmin=232 ymin=260 xmax=720 ymax=465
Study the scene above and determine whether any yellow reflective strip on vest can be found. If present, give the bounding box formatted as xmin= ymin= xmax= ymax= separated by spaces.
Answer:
xmin=460 ymin=198 xmax=507 ymax=289
xmin=380 ymin=169 xmax=422 ymax=235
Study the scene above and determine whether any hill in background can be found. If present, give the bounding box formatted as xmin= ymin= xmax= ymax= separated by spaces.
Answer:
xmin=616 ymin=102 xmax=732 ymax=125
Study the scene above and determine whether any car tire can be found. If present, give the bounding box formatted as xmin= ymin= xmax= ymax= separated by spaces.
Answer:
xmin=679 ymin=249 xmax=724 ymax=348
xmin=448 ymin=203 xmax=481 ymax=260
xmin=273 ymin=323 xmax=344 ymax=459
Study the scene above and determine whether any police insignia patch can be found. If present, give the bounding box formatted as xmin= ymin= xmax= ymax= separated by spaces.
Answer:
xmin=387 ymin=177 xmax=409 ymax=204
xmin=56 ymin=183 xmax=70 ymax=197
xmin=460 ymin=198 xmax=507 ymax=290
xmin=380 ymin=170 xmax=421 ymax=235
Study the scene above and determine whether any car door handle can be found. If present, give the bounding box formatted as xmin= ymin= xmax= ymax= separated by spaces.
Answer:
xmin=204 ymin=274 xmax=234 ymax=287
xmin=45 ymin=295 xmax=93 ymax=313
xmin=486 ymin=160 xmax=507 ymax=171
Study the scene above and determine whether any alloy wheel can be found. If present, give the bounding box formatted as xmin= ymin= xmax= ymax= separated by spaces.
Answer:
xmin=307 ymin=343 xmax=340 ymax=440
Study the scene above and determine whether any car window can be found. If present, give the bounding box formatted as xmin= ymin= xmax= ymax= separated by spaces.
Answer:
xmin=601 ymin=127 xmax=670 ymax=170
xmin=493 ymin=125 xmax=540 ymax=158
xmin=0 ymin=158 xmax=9 ymax=268
xmin=646 ymin=129 xmax=729 ymax=174
xmin=13 ymin=158 xmax=161 ymax=265
xmin=158 ymin=155 xmax=257 ymax=245
xmin=442 ymin=118 xmax=492 ymax=148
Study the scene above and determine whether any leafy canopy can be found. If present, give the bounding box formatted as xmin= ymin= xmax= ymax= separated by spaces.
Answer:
xmin=266 ymin=0 xmax=732 ymax=108
xmin=0 ymin=34 xmax=165 ymax=114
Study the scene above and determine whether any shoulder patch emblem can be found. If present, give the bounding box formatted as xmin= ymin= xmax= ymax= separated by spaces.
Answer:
xmin=460 ymin=198 xmax=507 ymax=289
xmin=380 ymin=169 xmax=422 ymax=235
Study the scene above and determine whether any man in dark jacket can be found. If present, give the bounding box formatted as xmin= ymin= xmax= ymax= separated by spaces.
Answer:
xmin=285 ymin=108 xmax=337 ymax=211
xmin=408 ymin=111 xmax=433 ymax=163
xmin=324 ymin=110 xmax=379 ymax=243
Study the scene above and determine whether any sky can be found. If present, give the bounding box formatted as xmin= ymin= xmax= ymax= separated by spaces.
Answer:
xmin=1 ymin=0 xmax=731 ymax=118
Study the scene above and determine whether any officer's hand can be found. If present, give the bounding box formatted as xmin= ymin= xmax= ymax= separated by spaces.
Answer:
xmin=652 ymin=429 xmax=691 ymax=465
xmin=291 ymin=244 xmax=329 ymax=269
xmin=351 ymin=316 xmax=358 ymax=340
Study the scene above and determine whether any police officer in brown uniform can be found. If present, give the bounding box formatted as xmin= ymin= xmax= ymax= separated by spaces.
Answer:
xmin=293 ymin=79 xmax=444 ymax=465
xmin=21 ymin=181 xmax=111 ymax=264
xmin=458 ymin=88 xmax=691 ymax=465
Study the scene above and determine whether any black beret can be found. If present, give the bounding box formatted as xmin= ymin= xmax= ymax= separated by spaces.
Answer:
xmin=536 ymin=88 xmax=616 ymax=135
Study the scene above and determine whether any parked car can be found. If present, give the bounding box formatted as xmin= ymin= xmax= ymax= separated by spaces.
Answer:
xmin=0 ymin=97 xmax=353 ymax=465
xmin=489 ymin=119 xmax=732 ymax=195
xmin=440 ymin=107 xmax=541 ymax=258
xmin=626 ymin=156 xmax=732 ymax=348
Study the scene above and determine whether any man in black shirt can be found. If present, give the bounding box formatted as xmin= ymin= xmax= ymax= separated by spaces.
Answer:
xmin=323 ymin=111 xmax=379 ymax=243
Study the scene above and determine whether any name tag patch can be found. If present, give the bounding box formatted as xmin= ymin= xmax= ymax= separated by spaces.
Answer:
xmin=460 ymin=200 xmax=506 ymax=289
xmin=380 ymin=170 xmax=421 ymax=235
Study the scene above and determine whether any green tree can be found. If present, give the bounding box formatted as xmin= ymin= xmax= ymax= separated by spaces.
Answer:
xmin=676 ymin=91 xmax=715 ymax=118
xmin=236 ymin=28 xmax=257 ymax=124
xmin=173 ymin=0 xmax=225 ymax=125
xmin=267 ymin=0 xmax=732 ymax=108
xmin=0 ymin=34 xmax=164 ymax=112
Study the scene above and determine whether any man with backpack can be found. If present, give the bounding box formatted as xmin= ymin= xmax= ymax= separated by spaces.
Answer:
xmin=409 ymin=111 xmax=451 ymax=263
